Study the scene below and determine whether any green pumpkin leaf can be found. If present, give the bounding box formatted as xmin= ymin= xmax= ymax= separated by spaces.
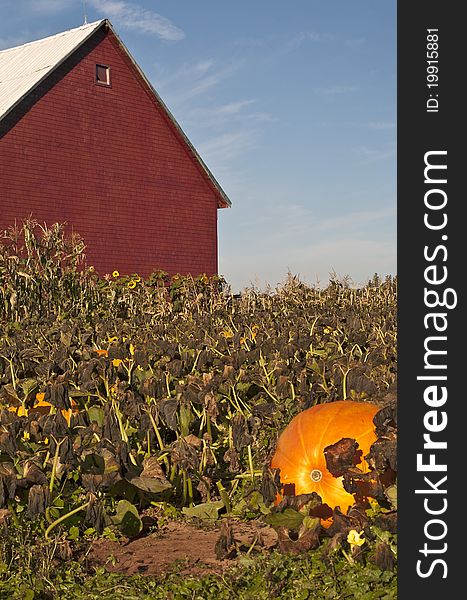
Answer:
xmin=384 ymin=484 xmax=397 ymax=510
xmin=114 ymin=500 xmax=142 ymax=537
xmin=265 ymin=508 xmax=304 ymax=530
xmin=20 ymin=378 xmax=38 ymax=399
xmin=182 ymin=500 xmax=224 ymax=520
xmin=127 ymin=475 xmax=172 ymax=495
xmin=301 ymin=516 xmax=320 ymax=531
xmin=86 ymin=406 xmax=104 ymax=427
xmin=68 ymin=525 xmax=80 ymax=540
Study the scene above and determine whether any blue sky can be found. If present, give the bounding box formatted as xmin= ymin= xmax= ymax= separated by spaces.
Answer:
xmin=0 ymin=0 xmax=396 ymax=292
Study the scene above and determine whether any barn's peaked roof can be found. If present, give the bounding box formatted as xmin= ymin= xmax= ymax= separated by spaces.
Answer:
xmin=0 ymin=19 xmax=231 ymax=209
xmin=0 ymin=20 xmax=105 ymax=122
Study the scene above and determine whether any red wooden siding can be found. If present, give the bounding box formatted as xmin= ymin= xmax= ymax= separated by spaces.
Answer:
xmin=0 ymin=30 xmax=220 ymax=278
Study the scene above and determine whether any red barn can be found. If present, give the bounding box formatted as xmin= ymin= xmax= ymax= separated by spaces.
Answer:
xmin=0 ymin=19 xmax=231 ymax=278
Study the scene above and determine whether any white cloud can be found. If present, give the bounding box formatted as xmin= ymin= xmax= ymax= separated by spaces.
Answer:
xmin=233 ymin=30 xmax=334 ymax=51
xmin=198 ymin=130 xmax=258 ymax=165
xmin=293 ymin=31 xmax=335 ymax=43
xmin=88 ymin=0 xmax=185 ymax=40
xmin=173 ymin=101 xmax=274 ymax=131
xmin=156 ymin=59 xmax=242 ymax=105
xmin=244 ymin=202 xmax=395 ymax=243
xmin=153 ymin=59 xmax=273 ymax=166
xmin=153 ymin=60 xmax=214 ymax=91
xmin=214 ymin=100 xmax=255 ymax=115
xmin=152 ymin=59 xmax=273 ymax=197
xmin=153 ymin=60 xmax=273 ymax=130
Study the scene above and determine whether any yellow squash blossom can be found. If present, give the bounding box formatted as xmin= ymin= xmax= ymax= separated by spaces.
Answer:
xmin=347 ymin=529 xmax=365 ymax=548
xmin=94 ymin=349 xmax=109 ymax=357
xmin=9 ymin=395 xmax=77 ymax=426
xmin=9 ymin=405 xmax=28 ymax=417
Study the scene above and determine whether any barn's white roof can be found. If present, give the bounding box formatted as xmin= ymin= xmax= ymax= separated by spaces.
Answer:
xmin=0 ymin=19 xmax=231 ymax=208
xmin=0 ymin=20 xmax=104 ymax=121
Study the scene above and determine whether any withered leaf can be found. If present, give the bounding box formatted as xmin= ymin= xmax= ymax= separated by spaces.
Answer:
xmin=0 ymin=508 xmax=11 ymax=524
xmin=85 ymin=494 xmax=106 ymax=533
xmin=140 ymin=456 xmax=166 ymax=479
xmin=276 ymin=516 xmax=322 ymax=554
xmin=27 ymin=484 xmax=50 ymax=516
xmin=232 ymin=413 xmax=252 ymax=451
xmin=183 ymin=434 xmax=203 ymax=449
xmin=0 ymin=431 xmax=16 ymax=456
xmin=223 ymin=448 xmax=240 ymax=473
xmin=22 ymin=461 xmax=47 ymax=486
xmin=370 ymin=542 xmax=396 ymax=571
xmin=261 ymin=466 xmax=279 ymax=506
xmin=127 ymin=456 xmax=171 ymax=494
xmin=373 ymin=511 xmax=397 ymax=534
xmin=321 ymin=532 xmax=347 ymax=560
xmin=55 ymin=540 xmax=73 ymax=561
xmin=276 ymin=492 xmax=323 ymax=513
xmin=44 ymin=382 xmax=70 ymax=410
xmin=373 ymin=400 xmax=397 ymax=437
xmin=203 ymin=391 xmax=219 ymax=422
xmin=81 ymin=448 xmax=122 ymax=492
xmin=368 ymin=436 xmax=397 ymax=472
xmin=170 ymin=438 xmax=199 ymax=470
xmin=160 ymin=398 xmax=179 ymax=430
xmin=342 ymin=470 xmax=384 ymax=504
xmin=196 ymin=476 xmax=212 ymax=503
xmin=215 ymin=520 xmax=236 ymax=560
xmin=324 ymin=437 xmax=363 ymax=477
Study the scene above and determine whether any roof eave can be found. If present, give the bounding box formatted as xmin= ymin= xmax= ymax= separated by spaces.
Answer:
xmin=104 ymin=21 xmax=232 ymax=209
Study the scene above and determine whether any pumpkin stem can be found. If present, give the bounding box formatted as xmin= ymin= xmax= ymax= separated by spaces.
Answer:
xmin=310 ymin=469 xmax=323 ymax=483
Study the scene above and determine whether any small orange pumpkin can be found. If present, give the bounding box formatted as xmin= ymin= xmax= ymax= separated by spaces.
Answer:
xmin=271 ymin=400 xmax=378 ymax=515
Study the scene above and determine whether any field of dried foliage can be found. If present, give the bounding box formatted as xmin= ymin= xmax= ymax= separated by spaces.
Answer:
xmin=0 ymin=222 xmax=397 ymax=599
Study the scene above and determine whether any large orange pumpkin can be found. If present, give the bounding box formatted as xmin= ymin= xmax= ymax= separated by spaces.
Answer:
xmin=271 ymin=400 xmax=378 ymax=514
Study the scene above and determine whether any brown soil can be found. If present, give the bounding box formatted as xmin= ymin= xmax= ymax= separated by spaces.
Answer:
xmin=88 ymin=519 xmax=278 ymax=576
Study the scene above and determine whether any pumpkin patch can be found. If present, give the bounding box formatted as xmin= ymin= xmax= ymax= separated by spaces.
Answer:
xmin=0 ymin=222 xmax=397 ymax=595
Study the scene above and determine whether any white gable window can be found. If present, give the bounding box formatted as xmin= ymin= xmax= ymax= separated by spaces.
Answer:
xmin=95 ymin=64 xmax=110 ymax=86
